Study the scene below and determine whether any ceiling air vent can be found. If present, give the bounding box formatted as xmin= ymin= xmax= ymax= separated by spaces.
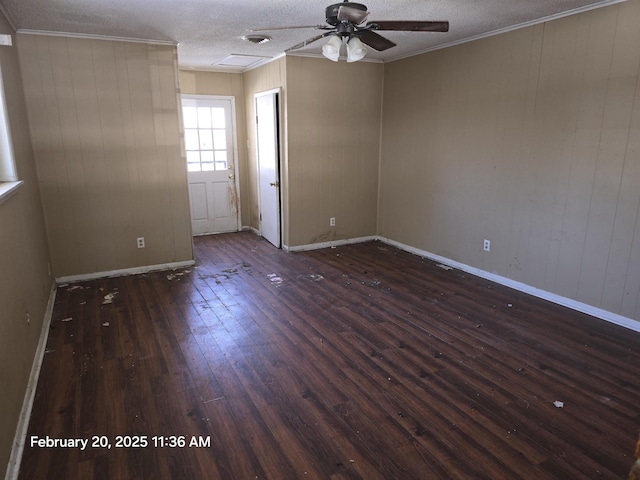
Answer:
xmin=241 ymin=34 xmax=271 ymax=45
xmin=213 ymin=54 xmax=271 ymax=69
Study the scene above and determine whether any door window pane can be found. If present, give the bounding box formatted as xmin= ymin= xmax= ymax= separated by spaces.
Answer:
xmin=182 ymin=99 xmax=231 ymax=173
xmin=197 ymin=107 xmax=212 ymax=128
xmin=184 ymin=129 xmax=199 ymax=150
xmin=199 ymin=129 xmax=213 ymax=150
xmin=186 ymin=151 xmax=201 ymax=172
xmin=211 ymin=108 xmax=225 ymax=128
xmin=183 ymin=107 xmax=198 ymax=128
xmin=214 ymin=150 xmax=227 ymax=170
xmin=212 ymin=129 xmax=226 ymax=150
xmin=201 ymin=150 xmax=214 ymax=171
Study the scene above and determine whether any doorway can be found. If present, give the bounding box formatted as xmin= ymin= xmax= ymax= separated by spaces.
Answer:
xmin=255 ymin=89 xmax=282 ymax=248
xmin=182 ymin=95 xmax=240 ymax=235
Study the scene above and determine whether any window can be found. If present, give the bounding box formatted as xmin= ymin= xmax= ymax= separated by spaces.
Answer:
xmin=0 ymin=63 xmax=21 ymax=204
xmin=182 ymin=100 xmax=229 ymax=172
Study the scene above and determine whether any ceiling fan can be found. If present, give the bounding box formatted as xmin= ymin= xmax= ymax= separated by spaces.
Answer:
xmin=253 ymin=1 xmax=449 ymax=62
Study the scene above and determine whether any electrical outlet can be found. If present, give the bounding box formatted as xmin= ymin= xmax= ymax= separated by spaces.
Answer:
xmin=330 ymin=217 xmax=336 ymax=227
xmin=137 ymin=237 xmax=145 ymax=248
xmin=483 ymin=239 xmax=491 ymax=252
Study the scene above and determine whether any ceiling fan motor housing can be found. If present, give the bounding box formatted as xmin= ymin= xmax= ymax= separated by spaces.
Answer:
xmin=325 ymin=2 xmax=367 ymax=26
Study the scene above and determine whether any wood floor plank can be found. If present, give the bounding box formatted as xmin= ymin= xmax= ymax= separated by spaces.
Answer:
xmin=18 ymin=231 xmax=640 ymax=479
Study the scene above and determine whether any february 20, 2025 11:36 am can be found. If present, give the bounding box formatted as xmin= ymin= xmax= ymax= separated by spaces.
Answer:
xmin=29 ymin=435 xmax=211 ymax=450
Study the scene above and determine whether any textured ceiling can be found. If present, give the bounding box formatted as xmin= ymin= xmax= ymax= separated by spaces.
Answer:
xmin=0 ymin=0 xmax=626 ymax=72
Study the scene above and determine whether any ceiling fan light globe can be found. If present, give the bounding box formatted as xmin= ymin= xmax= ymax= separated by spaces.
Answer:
xmin=322 ymin=35 xmax=342 ymax=61
xmin=346 ymin=36 xmax=367 ymax=62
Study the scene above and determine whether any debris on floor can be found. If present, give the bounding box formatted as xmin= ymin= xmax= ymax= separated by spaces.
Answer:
xmin=102 ymin=291 xmax=119 ymax=304
xmin=267 ymin=273 xmax=283 ymax=285
xmin=167 ymin=269 xmax=191 ymax=281
xmin=61 ymin=317 xmax=72 ymax=322
xmin=65 ymin=285 xmax=84 ymax=292
xmin=436 ymin=263 xmax=453 ymax=271
xmin=553 ymin=400 xmax=564 ymax=408
xmin=307 ymin=274 xmax=324 ymax=281
xmin=102 ymin=322 xmax=110 ymax=327
xmin=202 ymin=396 xmax=225 ymax=404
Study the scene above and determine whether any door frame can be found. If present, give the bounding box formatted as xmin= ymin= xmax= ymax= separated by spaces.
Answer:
xmin=254 ymin=88 xmax=283 ymax=248
xmin=180 ymin=94 xmax=241 ymax=234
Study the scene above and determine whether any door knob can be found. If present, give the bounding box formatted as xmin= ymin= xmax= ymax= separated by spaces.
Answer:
xmin=229 ymin=174 xmax=235 ymax=179
xmin=270 ymin=181 xmax=279 ymax=187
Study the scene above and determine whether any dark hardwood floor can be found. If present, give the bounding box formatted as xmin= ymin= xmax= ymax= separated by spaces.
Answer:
xmin=19 ymin=231 xmax=640 ymax=479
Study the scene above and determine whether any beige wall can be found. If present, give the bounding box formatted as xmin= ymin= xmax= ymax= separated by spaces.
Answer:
xmin=380 ymin=0 xmax=640 ymax=322
xmin=178 ymin=70 xmax=250 ymax=227
xmin=0 ymin=15 xmax=53 ymax=479
xmin=17 ymin=34 xmax=193 ymax=279
xmin=285 ymin=56 xmax=382 ymax=247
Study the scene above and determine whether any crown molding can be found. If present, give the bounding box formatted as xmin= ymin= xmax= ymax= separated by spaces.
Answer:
xmin=16 ymin=29 xmax=177 ymax=46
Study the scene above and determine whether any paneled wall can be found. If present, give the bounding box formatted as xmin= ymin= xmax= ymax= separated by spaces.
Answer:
xmin=17 ymin=34 xmax=193 ymax=278
xmin=0 ymin=14 xmax=53 ymax=480
xmin=286 ymin=56 xmax=383 ymax=247
xmin=179 ymin=70 xmax=250 ymax=227
xmin=380 ymin=0 xmax=640 ymax=322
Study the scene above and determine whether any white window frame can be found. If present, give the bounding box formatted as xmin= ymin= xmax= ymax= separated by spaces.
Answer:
xmin=0 ymin=63 xmax=22 ymax=204
xmin=181 ymin=96 xmax=233 ymax=173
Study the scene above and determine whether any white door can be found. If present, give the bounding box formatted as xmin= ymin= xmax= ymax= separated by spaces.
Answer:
xmin=255 ymin=89 xmax=281 ymax=247
xmin=182 ymin=95 xmax=239 ymax=235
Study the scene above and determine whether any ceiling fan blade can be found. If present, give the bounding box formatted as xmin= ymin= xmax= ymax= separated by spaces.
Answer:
xmin=251 ymin=25 xmax=332 ymax=32
xmin=357 ymin=30 xmax=396 ymax=51
xmin=285 ymin=32 xmax=333 ymax=52
xmin=337 ymin=5 xmax=369 ymax=24
xmin=367 ymin=20 xmax=449 ymax=32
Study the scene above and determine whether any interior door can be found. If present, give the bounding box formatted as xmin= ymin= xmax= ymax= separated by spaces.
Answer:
xmin=182 ymin=95 xmax=239 ymax=235
xmin=255 ymin=89 xmax=281 ymax=248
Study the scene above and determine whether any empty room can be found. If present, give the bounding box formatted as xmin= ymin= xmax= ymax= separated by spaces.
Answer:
xmin=1 ymin=0 xmax=639 ymax=479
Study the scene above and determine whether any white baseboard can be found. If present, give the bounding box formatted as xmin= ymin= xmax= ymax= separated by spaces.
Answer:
xmin=284 ymin=235 xmax=377 ymax=252
xmin=56 ymin=259 xmax=196 ymax=285
xmin=5 ymin=281 xmax=57 ymax=480
xmin=377 ymin=236 xmax=640 ymax=334
xmin=282 ymin=233 xmax=639 ymax=332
